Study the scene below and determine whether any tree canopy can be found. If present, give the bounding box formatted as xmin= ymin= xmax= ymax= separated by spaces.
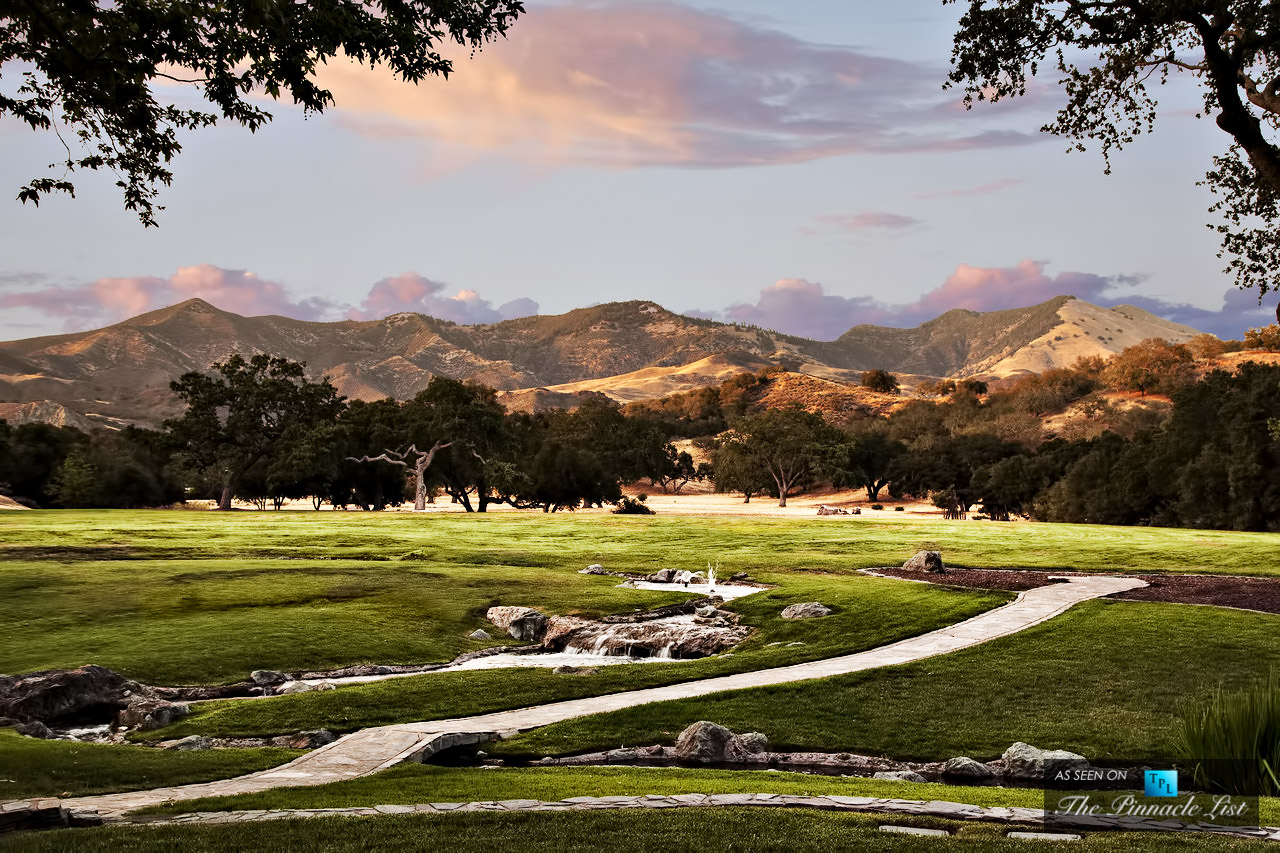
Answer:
xmin=946 ymin=0 xmax=1280 ymax=311
xmin=2 ymin=0 xmax=523 ymax=224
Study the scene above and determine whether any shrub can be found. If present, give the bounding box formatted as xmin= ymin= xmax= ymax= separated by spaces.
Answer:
xmin=1178 ymin=675 xmax=1280 ymax=796
xmin=1244 ymin=325 xmax=1280 ymax=351
xmin=612 ymin=495 xmax=655 ymax=515
xmin=860 ymin=369 xmax=900 ymax=394
xmin=870 ymin=503 xmax=883 ymax=511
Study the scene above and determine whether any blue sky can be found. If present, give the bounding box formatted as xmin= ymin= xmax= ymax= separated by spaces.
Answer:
xmin=1 ymin=0 xmax=1274 ymax=341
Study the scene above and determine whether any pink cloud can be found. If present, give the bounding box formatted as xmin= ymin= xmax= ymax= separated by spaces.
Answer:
xmin=319 ymin=2 xmax=1041 ymax=168
xmin=813 ymin=212 xmax=920 ymax=232
xmin=347 ymin=272 xmax=537 ymax=324
xmin=0 ymin=264 xmax=336 ymax=330
xmin=696 ymin=260 xmax=1271 ymax=340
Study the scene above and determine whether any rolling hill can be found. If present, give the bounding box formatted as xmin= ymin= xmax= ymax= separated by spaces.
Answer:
xmin=0 ymin=296 xmax=1203 ymax=428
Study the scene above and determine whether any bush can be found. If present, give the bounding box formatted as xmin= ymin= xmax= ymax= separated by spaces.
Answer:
xmin=612 ymin=495 xmax=655 ymax=515
xmin=1244 ymin=324 xmax=1280 ymax=351
xmin=870 ymin=503 xmax=883 ymax=511
xmin=860 ymin=369 xmax=900 ymax=394
xmin=1178 ymin=675 xmax=1280 ymax=796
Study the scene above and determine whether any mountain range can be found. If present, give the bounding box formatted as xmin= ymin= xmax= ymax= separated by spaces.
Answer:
xmin=0 ymin=295 xmax=1203 ymax=430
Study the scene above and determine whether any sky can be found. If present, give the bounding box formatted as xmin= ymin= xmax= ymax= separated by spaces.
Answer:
xmin=1 ymin=0 xmax=1276 ymax=342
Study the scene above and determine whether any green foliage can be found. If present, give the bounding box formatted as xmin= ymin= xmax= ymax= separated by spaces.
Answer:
xmin=3 ymin=0 xmax=523 ymax=224
xmin=1179 ymin=674 xmax=1280 ymax=797
xmin=47 ymin=451 xmax=101 ymax=508
xmin=716 ymin=407 xmax=846 ymax=506
xmin=612 ymin=495 xmax=654 ymax=515
xmin=946 ymin=0 xmax=1280 ymax=297
xmin=859 ymin=368 xmax=900 ymax=394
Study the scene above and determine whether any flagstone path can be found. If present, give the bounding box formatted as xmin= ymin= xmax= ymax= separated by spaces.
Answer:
xmin=55 ymin=574 xmax=1144 ymax=818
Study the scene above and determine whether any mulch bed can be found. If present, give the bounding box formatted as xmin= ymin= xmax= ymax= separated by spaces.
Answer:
xmin=871 ymin=568 xmax=1280 ymax=615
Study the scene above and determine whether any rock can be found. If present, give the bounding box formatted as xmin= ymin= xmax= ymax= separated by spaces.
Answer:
xmin=729 ymin=572 xmax=751 ymax=582
xmin=694 ymin=605 xmax=719 ymax=618
xmin=250 ymin=670 xmax=288 ymax=686
xmin=15 ymin=720 xmax=54 ymax=739
xmin=1002 ymin=742 xmax=1089 ymax=781
xmin=552 ymin=621 xmax=751 ymax=659
xmin=169 ymin=735 xmax=212 ymax=751
xmin=116 ymin=698 xmax=189 ymax=731
xmin=605 ymin=748 xmax=638 ymax=762
xmin=0 ymin=665 xmax=139 ymax=724
xmin=779 ymin=602 xmax=832 ymax=619
xmin=580 ymin=564 xmax=607 ymax=574
xmin=873 ymin=770 xmax=929 ymax=783
xmin=277 ymin=680 xmax=331 ymax=694
xmin=485 ymin=606 xmax=549 ymax=642
xmin=674 ymin=721 xmax=734 ymax=764
xmin=468 ymin=629 xmax=492 ymax=641
xmin=816 ymin=505 xmax=849 ymax=516
xmin=903 ymin=551 xmax=945 ymax=573
xmin=551 ymin=665 xmax=598 ymax=675
xmin=942 ymin=756 xmax=995 ymax=780
xmin=275 ymin=729 xmax=338 ymax=749
xmin=645 ymin=569 xmax=678 ymax=583
xmin=729 ymin=731 xmax=769 ymax=757
xmin=0 ymin=716 xmax=19 ymax=727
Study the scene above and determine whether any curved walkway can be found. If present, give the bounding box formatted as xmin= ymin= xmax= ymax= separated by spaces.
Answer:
xmin=63 ymin=575 xmax=1145 ymax=818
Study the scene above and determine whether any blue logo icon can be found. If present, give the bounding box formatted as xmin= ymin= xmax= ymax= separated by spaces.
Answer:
xmin=1144 ymin=770 xmax=1178 ymax=797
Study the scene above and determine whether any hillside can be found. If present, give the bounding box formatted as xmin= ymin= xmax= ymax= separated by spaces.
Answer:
xmin=0 ymin=295 xmax=1206 ymax=428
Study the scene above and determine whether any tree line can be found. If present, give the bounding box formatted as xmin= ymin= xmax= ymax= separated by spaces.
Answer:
xmin=2 ymin=337 xmax=1279 ymax=531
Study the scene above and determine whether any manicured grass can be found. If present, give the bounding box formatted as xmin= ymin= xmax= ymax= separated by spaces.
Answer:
xmin=496 ymin=599 xmax=1280 ymax=763
xmin=137 ymin=572 xmax=1007 ymax=739
xmin=0 ymin=730 xmax=300 ymax=800
xmin=2 ymin=808 xmax=1269 ymax=851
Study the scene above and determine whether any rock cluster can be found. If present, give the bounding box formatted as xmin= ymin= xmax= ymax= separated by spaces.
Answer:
xmin=486 ymin=606 xmax=751 ymax=659
xmin=485 ymin=607 xmax=550 ymax=642
xmin=673 ymin=721 xmax=769 ymax=764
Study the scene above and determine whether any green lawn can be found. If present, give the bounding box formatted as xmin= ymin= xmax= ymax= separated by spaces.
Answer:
xmin=2 ymin=808 xmax=1269 ymax=851
xmin=496 ymin=599 xmax=1280 ymax=763
xmin=0 ymin=730 xmax=300 ymax=800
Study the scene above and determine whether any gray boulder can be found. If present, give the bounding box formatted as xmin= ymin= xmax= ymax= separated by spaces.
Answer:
xmin=15 ymin=720 xmax=54 ymax=739
xmin=277 ymin=680 xmax=333 ymax=695
xmin=169 ymin=735 xmax=212 ymax=751
xmin=468 ymin=629 xmax=492 ymax=641
xmin=0 ymin=665 xmax=139 ymax=724
xmin=1002 ymin=742 xmax=1089 ymax=781
xmin=903 ymin=551 xmax=946 ymax=573
xmin=942 ymin=756 xmax=995 ymax=780
xmin=486 ymin=606 xmax=549 ymax=642
xmin=645 ymin=569 xmax=678 ymax=583
xmin=673 ymin=721 xmax=769 ymax=764
xmin=117 ymin=698 xmax=190 ymax=731
xmin=873 ymin=770 xmax=929 ymax=783
xmin=250 ymin=670 xmax=288 ymax=686
xmin=580 ymin=564 xmax=607 ymax=575
xmin=780 ymin=602 xmax=832 ymax=619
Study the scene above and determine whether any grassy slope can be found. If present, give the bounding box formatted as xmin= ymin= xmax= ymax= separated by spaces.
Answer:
xmin=0 ymin=730 xmax=300 ymax=800
xmin=497 ymin=600 xmax=1280 ymax=762
xmin=2 ymin=809 xmax=1267 ymax=852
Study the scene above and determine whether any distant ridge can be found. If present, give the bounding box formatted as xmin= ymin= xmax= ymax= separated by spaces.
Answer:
xmin=0 ymin=296 xmax=1203 ymax=428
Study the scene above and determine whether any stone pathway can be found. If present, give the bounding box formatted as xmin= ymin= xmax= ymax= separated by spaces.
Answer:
xmin=55 ymin=575 xmax=1144 ymax=818
xmin=102 ymin=793 xmax=1280 ymax=843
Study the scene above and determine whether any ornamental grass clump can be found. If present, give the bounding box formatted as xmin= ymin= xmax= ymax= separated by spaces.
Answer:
xmin=1178 ymin=675 xmax=1280 ymax=796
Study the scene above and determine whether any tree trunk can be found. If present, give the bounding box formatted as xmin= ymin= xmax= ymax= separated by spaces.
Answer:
xmin=218 ymin=480 xmax=234 ymax=511
xmin=413 ymin=457 xmax=429 ymax=511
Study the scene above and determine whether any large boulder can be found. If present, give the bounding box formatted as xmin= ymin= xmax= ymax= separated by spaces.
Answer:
xmin=903 ymin=551 xmax=946 ymax=573
xmin=550 ymin=621 xmax=751 ymax=659
xmin=645 ymin=569 xmax=678 ymax=583
xmin=486 ymin=607 xmax=550 ymax=642
xmin=0 ymin=665 xmax=139 ymax=724
xmin=117 ymin=698 xmax=189 ymax=731
xmin=1002 ymin=742 xmax=1089 ymax=781
xmin=673 ymin=721 xmax=769 ymax=764
xmin=541 ymin=615 xmax=596 ymax=648
xmin=250 ymin=670 xmax=288 ymax=686
xmin=779 ymin=602 xmax=832 ymax=620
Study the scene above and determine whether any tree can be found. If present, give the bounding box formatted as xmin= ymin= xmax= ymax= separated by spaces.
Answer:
xmin=947 ymin=0 xmax=1280 ymax=309
xmin=1103 ymin=339 xmax=1196 ymax=396
xmin=719 ymin=408 xmax=844 ymax=507
xmin=711 ymin=440 xmax=773 ymax=503
xmin=3 ymin=0 xmax=523 ymax=225
xmin=861 ymin=369 xmax=901 ymax=394
xmin=48 ymin=451 xmax=101 ymax=508
xmin=166 ymin=353 xmax=345 ymax=510
xmin=832 ymin=423 xmax=906 ymax=502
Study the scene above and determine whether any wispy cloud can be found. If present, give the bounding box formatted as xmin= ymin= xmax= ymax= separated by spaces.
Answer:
xmin=319 ymin=1 xmax=1043 ymax=169
xmin=694 ymin=260 xmax=1274 ymax=340
xmin=0 ymin=265 xmax=539 ymax=332
xmin=811 ymin=212 xmax=920 ymax=232
xmin=914 ymin=178 xmax=1022 ymax=199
